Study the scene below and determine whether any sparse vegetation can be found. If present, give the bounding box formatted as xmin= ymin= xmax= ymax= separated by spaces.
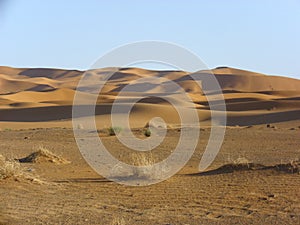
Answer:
xmin=77 ymin=124 xmax=84 ymax=129
xmin=111 ymin=217 xmax=126 ymax=225
xmin=131 ymin=152 xmax=155 ymax=168
xmin=0 ymin=154 xmax=43 ymax=183
xmin=108 ymin=126 xmax=122 ymax=136
xmin=144 ymin=128 xmax=151 ymax=137
xmin=129 ymin=153 xmax=167 ymax=180
xmin=233 ymin=157 xmax=251 ymax=165
xmin=201 ymin=156 xmax=300 ymax=175
xmin=275 ymin=159 xmax=299 ymax=174
xmin=18 ymin=146 xmax=70 ymax=164
xmin=0 ymin=154 xmax=22 ymax=180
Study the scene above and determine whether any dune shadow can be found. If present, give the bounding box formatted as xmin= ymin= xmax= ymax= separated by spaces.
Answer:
xmin=0 ymin=104 xmax=115 ymax=122
xmin=226 ymin=109 xmax=300 ymax=126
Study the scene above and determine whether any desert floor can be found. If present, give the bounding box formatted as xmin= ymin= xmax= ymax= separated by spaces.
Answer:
xmin=0 ymin=122 xmax=299 ymax=225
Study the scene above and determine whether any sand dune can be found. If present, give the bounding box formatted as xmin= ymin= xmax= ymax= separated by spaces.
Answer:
xmin=0 ymin=66 xmax=299 ymax=128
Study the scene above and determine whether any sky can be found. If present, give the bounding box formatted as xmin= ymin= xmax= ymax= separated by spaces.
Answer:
xmin=0 ymin=0 xmax=299 ymax=78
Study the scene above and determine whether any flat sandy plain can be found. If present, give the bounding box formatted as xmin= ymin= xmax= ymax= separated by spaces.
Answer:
xmin=0 ymin=66 xmax=299 ymax=224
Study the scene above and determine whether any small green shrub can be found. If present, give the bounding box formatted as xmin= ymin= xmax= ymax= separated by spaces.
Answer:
xmin=144 ymin=128 xmax=151 ymax=137
xmin=108 ymin=126 xmax=122 ymax=136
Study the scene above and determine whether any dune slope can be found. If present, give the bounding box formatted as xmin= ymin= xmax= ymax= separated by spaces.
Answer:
xmin=0 ymin=66 xmax=299 ymax=127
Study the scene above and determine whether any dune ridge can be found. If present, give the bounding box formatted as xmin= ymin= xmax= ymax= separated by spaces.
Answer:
xmin=0 ymin=66 xmax=299 ymax=128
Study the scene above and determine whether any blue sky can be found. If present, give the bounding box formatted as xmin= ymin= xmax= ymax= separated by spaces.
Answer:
xmin=0 ymin=0 xmax=299 ymax=78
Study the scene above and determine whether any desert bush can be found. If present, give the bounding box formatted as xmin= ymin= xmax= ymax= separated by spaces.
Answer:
xmin=18 ymin=146 xmax=70 ymax=164
xmin=108 ymin=126 xmax=122 ymax=136
xmin=0 ymin=154 xmax=22 ymax=180
xmin=130 ymin=153 xmax=167 ymax=180
xmin=131 ymin=152 xmax=154 ymax=167
xmin=111 ymin=217 xmax=126 ymax=225
xmin=0 ymin=153 xmax=47 ymax=184
xmin=275 ymin=159 xmax=300 ymax=174
xmin=144 ymin=128 xmax=151 ymax=137
xmin=110 ymin=153 xmax=169 ymax=182
xmin=233 ymin=157 xmax=251 ymax=165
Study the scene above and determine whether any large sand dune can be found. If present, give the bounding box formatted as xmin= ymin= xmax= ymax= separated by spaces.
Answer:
xmin=0 ymin=66 xmax=299 ymax=128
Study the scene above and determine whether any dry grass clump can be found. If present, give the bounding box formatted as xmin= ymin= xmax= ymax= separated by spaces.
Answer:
xmin=131 ymin=152 xmax=155 ymax=167
xmin=199 ymin=156 xmax=300 ymax=176
xmin=202 ymin=157 xmax=265 ymax=174
xmin=111 ymin=217 xmax=126 ymax=225
xmin=0 ymin=154 xmax=22 ymax=180
xmin=275 ymin=159 xmax=299 ymax=174
xmin=18 ymin=146 xmax=70 ymax=164
xmin=223 ymin=157 xmax=255 ymax=170
xmin=0 ymin=154 xmax=43 ymax=183
xmin=130 ymin=153 xmax=169 ymax=181
xmin=131 ymin=153 xmax=155 ymax=179
xmin=110 ymin=152 xmax=167 ymax=182
xmin=232 ymin=157 xmax=251 ymax=165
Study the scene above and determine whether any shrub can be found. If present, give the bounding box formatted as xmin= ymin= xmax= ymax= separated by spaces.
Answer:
xmin=108 ymin=127 xmax=122 ymax=136
xmin=144 ymin=128 xmax=151 ymax=137
xmin=18 ymin=146 xmax=70 ymax=164
xmin=0 ymin=154 xmax=22 ymax=180
xmin=111 ymin=217 xmax=126 ymax=225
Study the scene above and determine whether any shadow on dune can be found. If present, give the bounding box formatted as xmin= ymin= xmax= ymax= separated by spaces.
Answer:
xmin=226 ymin=109 xmax=300 ymax=126
xmin=0 ymin=105 xmax=299 ymax=125
xmin=19 ymin=68 xmax=82 ymax=79
xmin=0 ymin=105 xmax=115 ymax=122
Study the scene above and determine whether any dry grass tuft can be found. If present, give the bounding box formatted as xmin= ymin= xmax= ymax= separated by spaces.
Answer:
xmin=233 ymin=157 xmax=251 ymax=165
xmin=199 ymin=157 xmax=300 ymax=176
xmin=111 ymin=217 xmax=126 ymax=225
xmin=131 ymin=152 xmax=156 ymax=179
xmin=0 ymin=154 xmax=22 ymax=180
xmin=18 ymin=146 xmax=70 ymax=164
xmin=0 ymin=154 xmax=44 ymax=183
xmin=110 ymin=152 xmax=168 ymax=182
xmin=131 ymin=152 xmax=155 ymax=167
xmin=275 ymin=159 xmax=300 ymax=174
xmin=130 ymin=153 xmax=169 ymax=180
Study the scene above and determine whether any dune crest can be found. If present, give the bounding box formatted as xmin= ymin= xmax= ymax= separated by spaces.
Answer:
xmin=0 ymin=66 xmax=299 ymax=127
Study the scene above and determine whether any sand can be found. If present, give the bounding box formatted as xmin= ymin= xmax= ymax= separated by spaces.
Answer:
xmin=0 ymin=66 xmax=299 ymax=224
xmin=0 ymin=66 xmax=299 ymax=127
